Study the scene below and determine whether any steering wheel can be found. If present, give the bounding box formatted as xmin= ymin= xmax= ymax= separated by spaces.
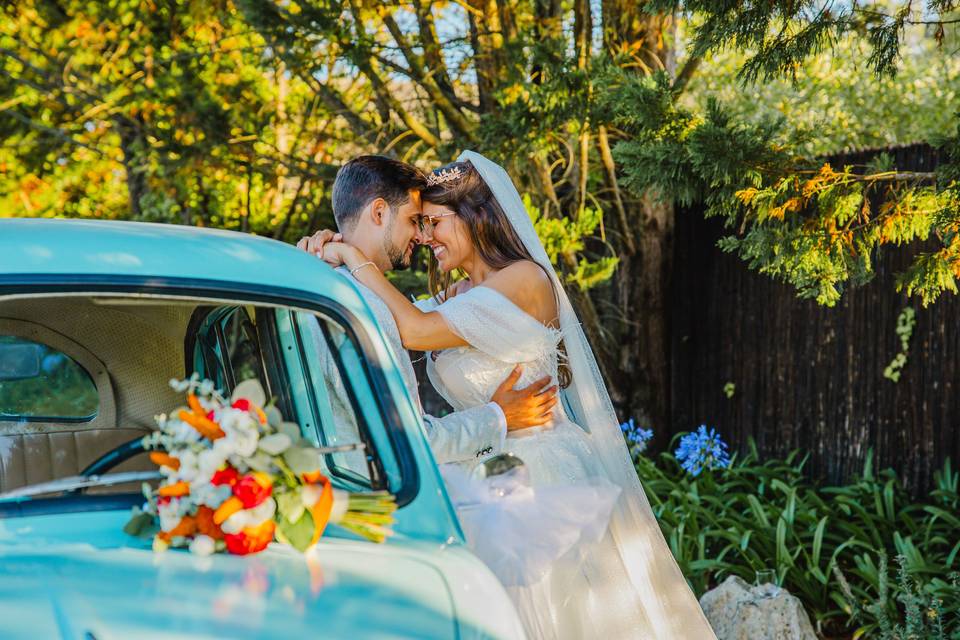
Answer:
xmin=80 ymin=436 xmax=149 ymax=477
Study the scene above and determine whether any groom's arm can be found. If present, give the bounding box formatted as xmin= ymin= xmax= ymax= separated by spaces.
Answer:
xmin=423 ymin=367 xmax=557 ymax=464
xmin=423 ymin=404 xmax=507 ymax=464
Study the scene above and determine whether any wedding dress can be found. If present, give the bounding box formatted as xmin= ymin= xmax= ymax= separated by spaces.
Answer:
xmin=421 ymin=151 xmax=717 ymax=639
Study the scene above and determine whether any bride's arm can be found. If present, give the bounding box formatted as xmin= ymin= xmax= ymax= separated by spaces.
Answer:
xmin=326 ymin=243 xmax=468 ymax=351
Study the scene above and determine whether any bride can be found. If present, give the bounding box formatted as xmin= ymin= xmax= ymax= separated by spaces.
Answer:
xmin=319 ymin=151 xmax=716 ymax=639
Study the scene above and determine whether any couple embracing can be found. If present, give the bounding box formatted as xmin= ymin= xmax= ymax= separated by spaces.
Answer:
xmin=298 ymin=151 xmax=716 ymax=639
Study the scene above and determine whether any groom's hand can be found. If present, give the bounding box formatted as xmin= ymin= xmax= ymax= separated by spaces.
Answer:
xmin=297 ymin=229 xmax=342 ymax=258
xmin=492 ymin=365 xmax=558 ymax=431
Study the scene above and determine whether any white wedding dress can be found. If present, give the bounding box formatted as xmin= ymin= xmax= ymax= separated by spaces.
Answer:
xmin=424 ymin=286 xmax=710 ymax=639
xmin=417 ymin=151 xmax=717 ymax=639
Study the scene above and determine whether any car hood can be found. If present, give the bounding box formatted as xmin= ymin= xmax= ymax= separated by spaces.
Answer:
xmin=0 ymin=511 xmax=458 ymax=639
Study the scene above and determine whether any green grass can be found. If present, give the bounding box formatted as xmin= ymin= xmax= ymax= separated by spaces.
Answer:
xmin=639 ymin=440 xmax=959 ymax=638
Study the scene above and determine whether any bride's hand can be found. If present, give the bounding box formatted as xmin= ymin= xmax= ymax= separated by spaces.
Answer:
xmin=296 ymin=229 xmax=343 ymax=258
xmin=319 ymin=242 xmax=366 ymax=269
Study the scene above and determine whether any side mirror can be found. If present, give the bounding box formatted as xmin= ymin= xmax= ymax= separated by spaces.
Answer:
xmin=0 ymin=342 xmax=43 ymax=381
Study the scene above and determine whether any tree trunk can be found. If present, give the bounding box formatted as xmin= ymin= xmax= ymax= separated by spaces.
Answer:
xmin=467 ymin=0 xmax=505 ymax=114
xmin=116 ymin=116 xmax=147 ymax=218
xmin=613 ymin=194 xmax=674 ymax=440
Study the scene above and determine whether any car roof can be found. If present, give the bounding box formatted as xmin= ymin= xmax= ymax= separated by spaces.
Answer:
xmin=0 ymin=219 xmax=351 ymax=299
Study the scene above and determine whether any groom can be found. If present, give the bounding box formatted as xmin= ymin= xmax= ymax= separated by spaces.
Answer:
xmin=297 ymin=155 xmax=556 ymax=464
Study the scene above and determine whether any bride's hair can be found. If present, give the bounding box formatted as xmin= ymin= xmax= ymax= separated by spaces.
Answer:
xmin=422 ymin=160 xmax=572 ymax=388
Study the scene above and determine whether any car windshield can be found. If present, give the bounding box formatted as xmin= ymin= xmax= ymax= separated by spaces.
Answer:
xmin=0 ymin=292 xmax=399 ymax=513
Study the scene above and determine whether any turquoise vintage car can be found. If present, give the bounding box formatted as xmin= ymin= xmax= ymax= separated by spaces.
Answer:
xmin=0 ymin=219 xmax=526 ymax=639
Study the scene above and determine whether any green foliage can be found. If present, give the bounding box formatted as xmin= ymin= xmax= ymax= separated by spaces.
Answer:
xmin=883 ymin=307 xmax=917 ymax=382
xmin=525 ymin=195 xmax=619 ymax=291
xmin=606 ymin=68 xmax=960 ymax=306
xmin=684 ymin=31 xmax=960 ymax=157
xmin=0 ymin=0 xmax=338 ymax=239
xmin=0 ymin=338 xmax=98 ymax=418
xmin=639 ymin=443 xmax=960 ymax=637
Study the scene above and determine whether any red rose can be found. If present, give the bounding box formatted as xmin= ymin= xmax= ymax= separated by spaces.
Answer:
xmin=223 ymin=520 xmax=275 ymax=555
xmin=211 ymin=466 xmax=240 ymax=487
xmin=233 ymin=473 xmax=272 ymax=509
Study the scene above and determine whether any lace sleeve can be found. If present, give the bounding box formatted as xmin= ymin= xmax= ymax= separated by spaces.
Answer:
xmin=435 ymin=286 xmax=555 ymax=363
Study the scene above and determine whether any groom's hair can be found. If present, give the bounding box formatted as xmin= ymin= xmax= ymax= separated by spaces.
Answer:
xmin=332 ymin=156 xmax=427 ymax=232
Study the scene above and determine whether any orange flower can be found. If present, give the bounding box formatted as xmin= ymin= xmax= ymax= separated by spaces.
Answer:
xmin=158 ymin=515 xmax=197 ymax=542
xmin=149 ymin=451 xmax=180 ymax=470
xmin=158 ymin=481 xmax=190 ymax=498
xmin=308 ymin=476 xmax=334 ymax=546
xmin=196 ymin=506 xmax=224 ymax=540
xmin=213 ymin=496 xmax=244 ymax=525
xmin=178 ymin=409 xmax=224 ymax=440
xmin=301 ymin=470 xmax=328 ymax=484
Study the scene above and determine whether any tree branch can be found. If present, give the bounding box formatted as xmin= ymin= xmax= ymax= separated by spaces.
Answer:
xmin=598 ymin=125 xmax=636 ymax=253
xmin=379 ymin=10 xmax=476 ymax=140
xmin=671 ymin=54 xmax=701 ymax=96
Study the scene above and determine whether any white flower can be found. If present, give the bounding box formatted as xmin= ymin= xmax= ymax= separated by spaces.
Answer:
xmin=174 ymin=449 xmax=200 ymax=483
xmin=301 ymin=484 xmax=324 ymax=509
xmin=189 ymin=534 xmax=216 ymax=556
xmin=191 ymin=481 xmax=232 ymax=509
xmin=198 ymin=447 xmax=229 ymax=479
xmin=221 ymin=497 xmax=276 ymax=535
xmin=166 ymin=417 xmax=202 ymax=444
xmin=258 ymin=433 xmax=291 ymax=456
xmin=218 ymin=409 xmax=260 ymax=457
xmin=158 ymin=497 xmax=191 ymax=532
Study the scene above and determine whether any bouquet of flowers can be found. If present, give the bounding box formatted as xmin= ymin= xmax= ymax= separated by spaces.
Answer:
xmin=124 ymin=376 xmax=396 ymax=555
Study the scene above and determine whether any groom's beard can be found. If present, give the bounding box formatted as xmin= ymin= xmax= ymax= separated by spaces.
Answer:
xmin=383 ymin=236 xmax=411 ymax=271
xmin=382 ymin=215 xmax=411 ymax=270
xmin=386 ymin=243 xmax=409 ymax=270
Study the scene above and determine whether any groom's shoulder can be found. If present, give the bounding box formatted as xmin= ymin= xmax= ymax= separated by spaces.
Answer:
xmin=342 ymin=271 xmax=398 ymax=325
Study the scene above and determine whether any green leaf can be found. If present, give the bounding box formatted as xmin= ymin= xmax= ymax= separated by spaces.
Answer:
xmin=812 ymin=516 xmax=828 ymax=567
xmin=123 ymin=510 xmax=158 ymax=540
xmin=276 ymin=488 xmax=305 ymax=524
xmin=275 ymin=511 xmax=315 ymax=552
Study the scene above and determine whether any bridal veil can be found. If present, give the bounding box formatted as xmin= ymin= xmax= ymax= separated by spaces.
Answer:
xmin=457 ymin=150 xmax=716 ymax=638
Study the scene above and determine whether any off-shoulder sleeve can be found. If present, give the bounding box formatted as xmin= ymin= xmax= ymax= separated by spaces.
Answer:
xmin=435 ymin=286 xmax=555 ymax=363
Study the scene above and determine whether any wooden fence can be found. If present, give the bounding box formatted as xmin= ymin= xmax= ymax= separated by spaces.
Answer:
xmin=670 ymin=143 xmax=956 ymax=493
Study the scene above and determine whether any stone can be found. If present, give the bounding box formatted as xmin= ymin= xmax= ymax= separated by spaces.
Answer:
xmin=699 ymin=575 xmax=818 ymax=640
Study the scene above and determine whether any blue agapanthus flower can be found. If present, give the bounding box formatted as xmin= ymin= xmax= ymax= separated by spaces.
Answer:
xmin=620 ymin=418 xmax=654 ymax=460
xmin=674 ymin=425 xmax=732 ymax=477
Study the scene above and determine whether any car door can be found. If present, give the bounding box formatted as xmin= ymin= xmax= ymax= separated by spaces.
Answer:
xmin=186 ymin=304 xmax=388 ymax=493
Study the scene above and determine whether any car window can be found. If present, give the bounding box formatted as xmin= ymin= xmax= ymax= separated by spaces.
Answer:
xmin=0 ymin=336 xmax=98 ymax=422
xmin=193 ymin=307 xmax=268 ymax=395
xmin=294 ymin=312 xmax=375 ymax=487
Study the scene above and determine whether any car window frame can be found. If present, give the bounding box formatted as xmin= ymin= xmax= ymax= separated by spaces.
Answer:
xmin=0 ymin=275 xmax=421 ymax=509
xmin=287 ymin=310 xmax=387 ymax=491
xmin=188 ymin=305 xmax=385 ymax=491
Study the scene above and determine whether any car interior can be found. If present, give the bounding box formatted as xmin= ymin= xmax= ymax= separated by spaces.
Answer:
xmin=0 ymin=293 xmax=383 ymax=502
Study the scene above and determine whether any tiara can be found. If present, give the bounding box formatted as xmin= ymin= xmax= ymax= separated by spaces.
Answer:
xmin=426 ymin=166 xmax=463 ymax=187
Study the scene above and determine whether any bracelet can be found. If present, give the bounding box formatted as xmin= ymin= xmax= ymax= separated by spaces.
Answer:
xmin=349 ymin=261 xmax=375 ymax=277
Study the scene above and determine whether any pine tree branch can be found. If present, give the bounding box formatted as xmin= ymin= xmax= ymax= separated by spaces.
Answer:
xmin=851 ymin=7 xmax=960 ymax=25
